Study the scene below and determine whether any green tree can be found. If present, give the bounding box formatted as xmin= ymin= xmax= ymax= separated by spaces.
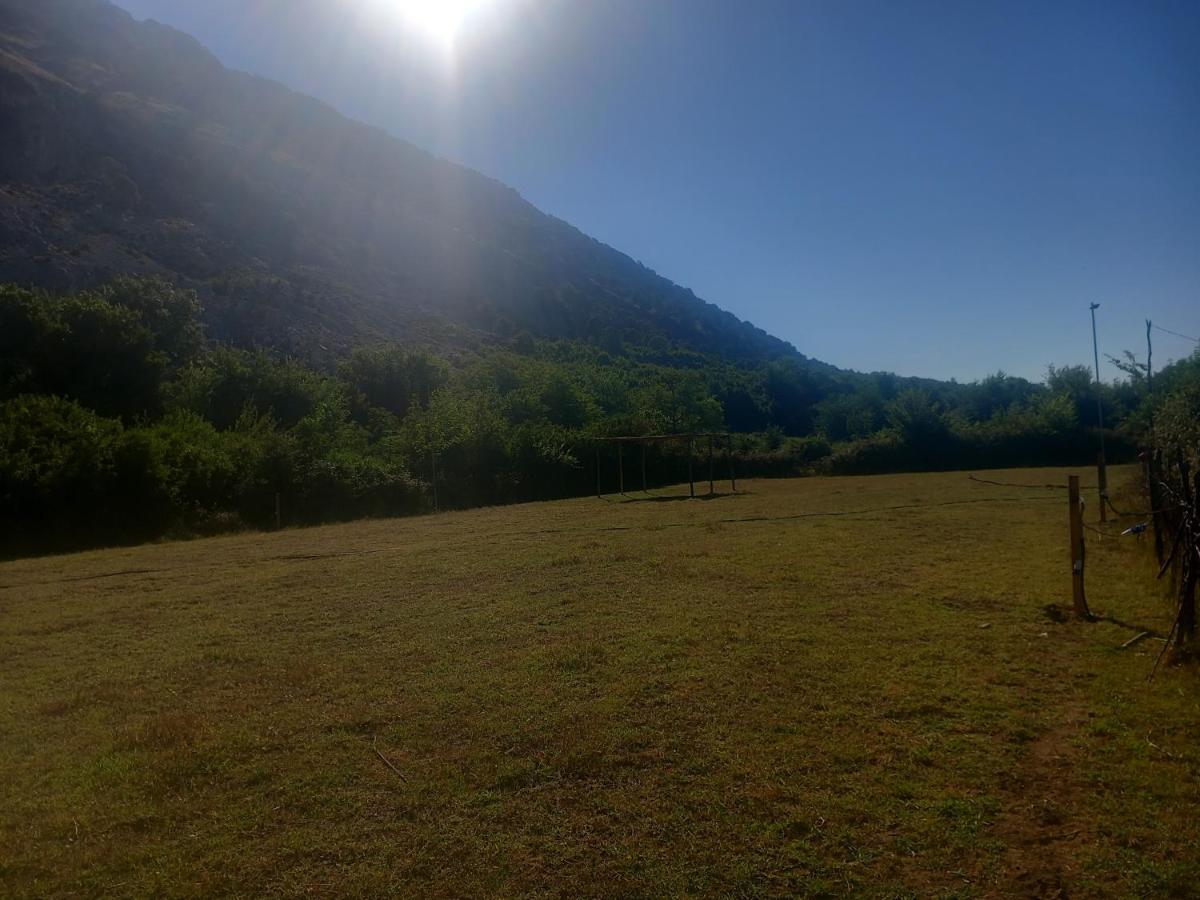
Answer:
xmin=0 ymin=395 xmax=123 ymax=536
xmin=0 ymin=285 xmax=176 ymax=421
xmin=815 ymin=392 xmax=884 ymax=441
xmin=765 ymin=361 xmax=821 ymax=435
xmin=886 ymin=390 xmax=949 ymax=447
xmin=170 ymin=348 xmax=333 ymax=429
xmin=96 ymin=277 xmax=205 ymax=367
xmin=959 ymin=371 xmax=1038 ymax=422
xmin=339 ymin=345 xmax=448 ymax=420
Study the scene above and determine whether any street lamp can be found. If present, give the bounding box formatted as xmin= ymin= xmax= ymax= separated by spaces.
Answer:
xmin=1089 ymin=303 xmax=1108 ymax=520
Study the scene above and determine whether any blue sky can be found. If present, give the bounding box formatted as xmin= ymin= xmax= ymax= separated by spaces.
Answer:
xmin=113 ymin=0 xmax=1199 ymax=382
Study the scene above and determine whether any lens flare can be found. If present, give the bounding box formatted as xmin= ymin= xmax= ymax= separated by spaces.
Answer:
xmin=374 ymin=0 xmax=488 ymax=47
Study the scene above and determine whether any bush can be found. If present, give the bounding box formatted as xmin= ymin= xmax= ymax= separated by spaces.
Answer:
xmin=168 ymin=348 xmax=335 ymax=429
xmin=0 ymin=279 xmax=204 ymax=422
xmin=738 ymin=435 xmax=832 ymax=477
xmin=119 ymin=412 xmax=244 ymax=531
xmin=0 ymin=395 xmax=124 ymax=548
xmin=824 ymin=433 xmax=913 ymax=475
xmin=339 ymin=345 xmax=448 ymax=420
xmin=294 ymin=451 xmax=424 ymax=523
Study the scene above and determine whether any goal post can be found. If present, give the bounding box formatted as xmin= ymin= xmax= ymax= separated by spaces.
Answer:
xmin=593 ymin=432 xmax=736 ymax=499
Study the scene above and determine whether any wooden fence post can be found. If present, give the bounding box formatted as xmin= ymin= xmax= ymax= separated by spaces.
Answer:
xmin=1068 ymin=475 xmax=1091 ymax=619
xmin=1098 ymin=453 xmax=1108 ymax=523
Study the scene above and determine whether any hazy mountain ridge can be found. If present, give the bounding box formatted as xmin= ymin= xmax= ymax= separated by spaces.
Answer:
xmin=0 ymin=0 xmax=798 ymax=363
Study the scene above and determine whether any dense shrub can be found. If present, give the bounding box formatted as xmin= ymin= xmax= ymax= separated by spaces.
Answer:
xmin=120 ymin=411 xmax=246 ymax=531
xmin=168 ymin=348 xmax=335 ymax=429
xmin=0 ymin=395 xmax=124 ymax=544
xmin=737 ymin=435 xmax=833 ymax=477
xmin=340 ymin=346 xmax=448 ymax=420
xmin=825 ymin=433 xmax=914 ymax=476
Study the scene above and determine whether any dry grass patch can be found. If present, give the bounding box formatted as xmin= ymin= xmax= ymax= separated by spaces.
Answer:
xmin=1 ymin=467 xmax=1197 ymax=897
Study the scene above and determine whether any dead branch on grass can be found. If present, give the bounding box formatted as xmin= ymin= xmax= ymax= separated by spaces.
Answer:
xmin=371 ymin=735 xmax=407 ymax=782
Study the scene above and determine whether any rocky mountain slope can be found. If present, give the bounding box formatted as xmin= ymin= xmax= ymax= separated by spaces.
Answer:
xmin=0 ymin=0 xmax=798 ymax=363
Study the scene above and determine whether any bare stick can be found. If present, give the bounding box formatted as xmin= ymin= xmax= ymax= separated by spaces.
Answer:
xmin=372 ymin=735 xmax=407 ymax=782
xmin=1158 ymin=526 xmax=1183 ymax=579
xmin=1148 ymin=609 xmax=1183 ymax=682
xmin=1120 ymin=631 xmax=1150 ymax=650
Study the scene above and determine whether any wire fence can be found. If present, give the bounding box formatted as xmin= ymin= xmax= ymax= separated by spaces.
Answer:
xmin=968 ymin=461 xmax=1199 ymax=670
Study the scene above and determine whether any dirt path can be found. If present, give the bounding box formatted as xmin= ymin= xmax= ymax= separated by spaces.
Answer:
xmin=994 ymin=701 xmax=1091 ymax=897
xmin=988 ymin=614 xmax=1097 ymax=898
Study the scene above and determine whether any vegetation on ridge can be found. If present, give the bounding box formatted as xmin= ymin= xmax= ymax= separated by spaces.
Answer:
xmin=4 ymin=278 xmax=1195 ymax=555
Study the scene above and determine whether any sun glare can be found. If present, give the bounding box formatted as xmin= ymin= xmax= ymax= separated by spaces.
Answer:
xmin=381 ymin=0 xmax=489 ymax=48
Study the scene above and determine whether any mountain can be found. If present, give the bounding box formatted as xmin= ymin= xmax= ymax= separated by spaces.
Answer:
xmin=0 ymin=0 xmax=798 ymax=363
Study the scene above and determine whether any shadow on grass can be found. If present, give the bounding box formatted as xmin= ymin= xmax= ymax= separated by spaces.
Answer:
xmin=1096 ymin=613 xmax=1167 ymax=639
xmin=614 ymin=491 xmax=741 ymax=504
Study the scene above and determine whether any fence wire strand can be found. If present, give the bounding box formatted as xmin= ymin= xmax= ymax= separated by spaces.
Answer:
xmin=968 ymin=473 xmax=1173 ymax=520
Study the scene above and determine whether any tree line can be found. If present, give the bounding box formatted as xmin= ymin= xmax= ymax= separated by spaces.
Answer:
xmin=2 ymin=278 xmax=1193 ymax=555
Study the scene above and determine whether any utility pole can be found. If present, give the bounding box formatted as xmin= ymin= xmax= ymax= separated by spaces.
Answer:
xmin=1146 ymin=319 xmax=1153 ymax=395
xmin=1089 ymin=303 xmax=1108 ymax=521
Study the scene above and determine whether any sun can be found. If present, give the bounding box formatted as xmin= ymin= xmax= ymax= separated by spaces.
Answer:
xmin=381 ymin=0 xmax=489 ymax=48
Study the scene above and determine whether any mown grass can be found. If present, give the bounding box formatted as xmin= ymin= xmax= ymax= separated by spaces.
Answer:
xmin=1 ymin=467 xmax=1197 ymax=898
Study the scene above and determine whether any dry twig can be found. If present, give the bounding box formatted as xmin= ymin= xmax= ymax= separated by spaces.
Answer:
xmin=371 ymin=735 xmax=407 ymax=782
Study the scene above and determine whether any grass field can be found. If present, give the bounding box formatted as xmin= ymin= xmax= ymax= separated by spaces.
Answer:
xmin=2 ymin=467 xmax=1198 ymax=898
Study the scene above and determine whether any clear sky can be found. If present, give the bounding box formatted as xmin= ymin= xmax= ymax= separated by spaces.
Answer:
xmin=112 ymin=0 xmax=1199 ymax=383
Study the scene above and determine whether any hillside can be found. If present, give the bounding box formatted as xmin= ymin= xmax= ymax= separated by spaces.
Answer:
xmin=0 ymin=0 xmax=795 ymax=362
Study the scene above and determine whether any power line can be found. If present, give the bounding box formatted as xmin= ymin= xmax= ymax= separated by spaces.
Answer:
xmin=1152 ymin=324 xmax=1200 ymax=344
